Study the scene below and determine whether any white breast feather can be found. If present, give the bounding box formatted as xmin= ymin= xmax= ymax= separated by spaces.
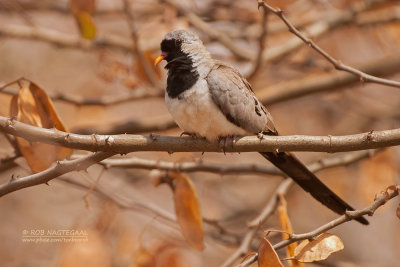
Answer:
xmin=165 ymin=79 xmax=247 ymax=141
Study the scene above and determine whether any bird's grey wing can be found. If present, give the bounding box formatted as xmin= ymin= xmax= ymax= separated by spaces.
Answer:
xmin=206 ymin=62 xmax=276 ymax=134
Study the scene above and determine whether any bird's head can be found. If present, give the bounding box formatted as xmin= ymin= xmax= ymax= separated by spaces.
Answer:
xmin=154 ymin=29 xmax=210 ymax=69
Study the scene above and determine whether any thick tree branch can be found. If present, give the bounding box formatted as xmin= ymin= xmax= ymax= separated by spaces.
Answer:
xmin=0 ymin=116 xmax=399 ymax=153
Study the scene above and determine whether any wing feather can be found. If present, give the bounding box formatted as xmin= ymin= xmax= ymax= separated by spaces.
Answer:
xmin=206 ymin=62 xmax=276 ymax=134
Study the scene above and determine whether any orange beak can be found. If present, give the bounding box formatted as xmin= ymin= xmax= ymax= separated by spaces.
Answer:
xmin=154 ymin=53 xmax=166 ymax=66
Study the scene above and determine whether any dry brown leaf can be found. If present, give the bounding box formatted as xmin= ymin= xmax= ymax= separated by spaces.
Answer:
xmin=258 ymin=236 xmax=284 ymax=267
xmin=277 ymin=195 xmax=304 ymax=267
xmin=69 ymin=0 xmax=96 ymax=39
xmin=10 ymin=82 xmax=72 ymax=173
xmin=293 ymin=233 xmax=344 ymax=263
xmin=170 ymin=172 xmax=204 ymax=250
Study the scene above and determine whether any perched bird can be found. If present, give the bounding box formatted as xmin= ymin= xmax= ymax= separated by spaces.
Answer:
xmin=155 ymin=29 xmax=368 ymax=225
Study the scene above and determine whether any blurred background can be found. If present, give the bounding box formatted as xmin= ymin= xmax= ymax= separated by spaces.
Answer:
xmin=0 ymin=0 xmax=400 ymax=266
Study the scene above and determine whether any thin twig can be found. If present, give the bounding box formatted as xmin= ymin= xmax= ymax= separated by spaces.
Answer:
xmin=261 ymin=0 xmax=389 ymax=62
xmin=0 ymin=24 xmax=136 ymax=52
xmin=248 ymin=149 xmax=382 ymax=226
xmin=122 ymin=0 xmax=162 ymax=89
xmin=162 ymin=0 xmax=253 ymax=60
xmin=247 ymin=1 xmax=269 ymax=80
xmin=0 ymin=153 xmax=20 ymax=165
xmin=237 ymin=185 xmax=399 ymax=267
xmin=260 ymin=0 xmax=400 ymax=88
xmin=0 ymin=150 xmax=381 ymax=245
xmin=0 ymin=1 xmax=123 ymax=15
xmin=0 ymin=151 xmax=115 ymax=197
xmin=70 ymin=149 xmax=379 ymax=178
xmin=0 ymin=0 xmax=35 ymax=26
xmin=257 ymin=55 xmax=400 ymax=105
xmin=221 ymin=179 xmax=292 ymax=267
xmin=0 ymin=151 xmax=20 ymax=172
xmin=58 ymin=177 xmax=178 ymax=226
xmin=82 ymin=166 xmax=105 ymax=209
xmin=80 ymin=154 xmax=282 ymax=176
xmin=357 ymin=6 xmax=400 ymax=26
xmin=0 ymin=84 xmax=163 ymax=106
xmin=60 ymin=176 xmax=242 ymax=246
xmin=0 ymin=0 xmax=391 ymax=66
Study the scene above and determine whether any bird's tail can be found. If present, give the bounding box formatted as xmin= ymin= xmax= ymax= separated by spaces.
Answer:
xmin=260 ymin=151 xmax=368 ymax=225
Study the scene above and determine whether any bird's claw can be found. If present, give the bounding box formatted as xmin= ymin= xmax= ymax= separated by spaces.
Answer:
xmin=218 ymin=135 xmax=237 ymax=155
xmin=232 ymin=135 xmax=237 ymax=146
xmin=180 ymin=131 xmax=197 ymax=138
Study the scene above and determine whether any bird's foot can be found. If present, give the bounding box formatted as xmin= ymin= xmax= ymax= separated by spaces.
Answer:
xmin=218 ymin=135 xmax=237 ymax=155
xmin=218 ymin=137 xmax=228 ymax=155
xmin=180 ymin=131 xmax=197 ymax=138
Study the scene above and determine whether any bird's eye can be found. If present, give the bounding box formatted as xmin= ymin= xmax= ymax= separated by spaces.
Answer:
xmin=174 ymin=39 xmax=182 ymax=46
